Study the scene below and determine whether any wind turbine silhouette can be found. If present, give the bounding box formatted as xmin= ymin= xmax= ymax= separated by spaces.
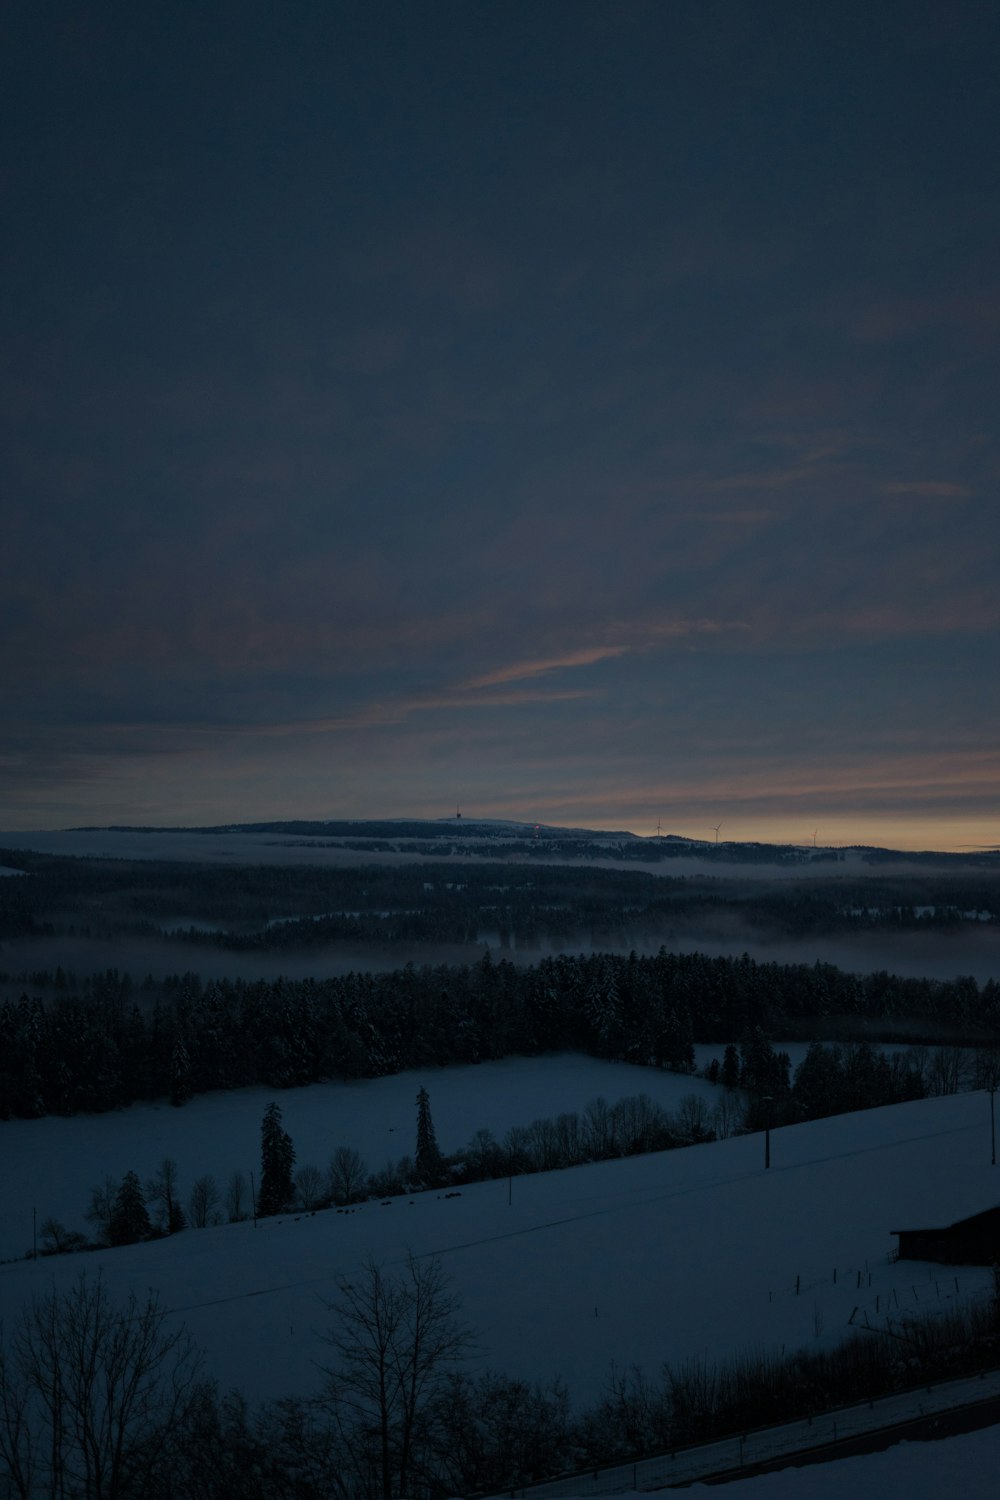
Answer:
xmin=712 ymin=822 xmax=722 ymax=845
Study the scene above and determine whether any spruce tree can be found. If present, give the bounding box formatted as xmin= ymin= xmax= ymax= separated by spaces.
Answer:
xmin=415 ymin=1086 xmax=444 ymax=1186
xmin=720 ymin=1043 xmax=741 ymax=1091
xmin=109 ymin=1170 xmax=152 ymax=1245
xmin=259 ymin=1102 xmax=295 ymax=1215
xmin=170 ymin=1038 xmax=192 ymax=1106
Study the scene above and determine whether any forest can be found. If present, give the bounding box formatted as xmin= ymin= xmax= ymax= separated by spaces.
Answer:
xmin=2 ymin=840 xmax=999 ymax=1126
xmin=1 ymin=944 xmax=998 ymax=1123
xmin=3 ymin=838 xmax=1000 ymax=1498
xmin=1 ymin=846 xmax=998 ymax=951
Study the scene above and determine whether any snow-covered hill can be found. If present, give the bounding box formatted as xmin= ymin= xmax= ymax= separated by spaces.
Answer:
xmin=1 ymin=1075 xmax=996 ymax=1410
xmin=0 ymin=1053 xmax=723 ymax=1262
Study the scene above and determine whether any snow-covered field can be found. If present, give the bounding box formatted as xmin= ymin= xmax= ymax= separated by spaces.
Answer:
xmin=1 ymin=1070 xmax=996 ymax=1414
xmin=0 ymin=1054 xmax=722 ymax=1262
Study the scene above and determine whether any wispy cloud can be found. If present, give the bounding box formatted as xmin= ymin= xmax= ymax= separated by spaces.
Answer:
xmin=460 ymin=646 xmax=630 ymax=691
xmin=846 ymin=289 xmax=1000 ymax=348
xmin=670 ymin=509 xmax=775 ymax=525
xmin=881 ymin=481 xmax=974 ymax=498
xmin=704 ymin=466 xmax=813 ymax=491
xmin=69 ymin=687 xmax=600 ymax=746
xmin=244 ymin=686 xmax=600 ymax=736
xmin=814 ymin=601 xmax=1000 ymax=639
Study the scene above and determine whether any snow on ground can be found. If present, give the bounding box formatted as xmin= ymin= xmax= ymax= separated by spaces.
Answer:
xmin=510 ymin=1369 xmax=1000 ymax=1494
xmin=0 ymin=1054 xmax=721 ymax=1262
xmin=1 ymin=1081 xmax=997 ymax=1412
xmin=681 ymin=1423 xmax=1000 ymax=1499
xmin=551 ymin=1423 xmax=1000 ymax=1499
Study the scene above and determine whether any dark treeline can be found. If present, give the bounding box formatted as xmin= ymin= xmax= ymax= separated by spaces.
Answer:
xmin=1 ymin=850 xmax=998 ymax=953
xmin=2 ymin=946 xmax=999 ymax=1121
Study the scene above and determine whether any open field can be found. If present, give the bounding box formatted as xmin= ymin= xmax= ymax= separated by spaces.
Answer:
xmin=1 ymin=1079 xmax=995 ymax=1409
xmin=0 ymin=1053 xmax=723 ymax=1262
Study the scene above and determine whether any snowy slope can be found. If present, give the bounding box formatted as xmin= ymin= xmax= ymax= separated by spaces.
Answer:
xmin=682 ymin=1424 xmax=1000 ymax=1499
xmin=1 ymin=1083 xmax=996 ymax=1410
xmin=0 ymin=1054 xmax=722 ymax=1262
xmin=549 ymin=1424 xmax=1000 ymax=1499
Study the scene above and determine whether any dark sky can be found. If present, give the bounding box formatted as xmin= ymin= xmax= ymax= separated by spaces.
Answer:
xmin=3 ymin=1 xmax=998 ymax=846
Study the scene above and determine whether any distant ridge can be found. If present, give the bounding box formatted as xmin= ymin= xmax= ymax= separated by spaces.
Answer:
xmin=70 ymin=817 xmax=642 ymax=841
xmin=53 ymin=819 xmax=1000 ymax=867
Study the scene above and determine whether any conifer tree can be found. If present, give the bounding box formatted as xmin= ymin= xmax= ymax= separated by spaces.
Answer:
xmin=259 ymin=1101 xmax=295 ymax=1215
xmin=109 ymin=1170 xmax=152 ymax=1245
xmin=415 ymin=1086 xmax=445 ymax=1185
xmin=170 ymin=1038 xmax=192 ymax=1106
xmin=720 ymin=1042 xmax=741 ymax=1091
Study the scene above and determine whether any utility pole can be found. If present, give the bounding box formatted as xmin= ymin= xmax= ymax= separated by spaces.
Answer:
xmin=763 ymin=1095 xmax=773 ymax=1170
xmin=990 ymin=1088 xmax=996 ymax=1167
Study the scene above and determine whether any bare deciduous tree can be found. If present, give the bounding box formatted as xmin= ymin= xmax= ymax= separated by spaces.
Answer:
xmin=464 ymin=1127 xmax=503 ymax=1179
xmin=188 ymin=1174 xmax=221 ymax=1229
xmin=429 ymin=1370 xmax=573 ymax=1495
xmin=147 ymin=1157 xmax=185 ymax=1234
xmin=502 ymin=1124 xmax=532 ymax=1174
xmin=581 ymin=1096 xmax=612 ymax=1158
xmin=526 ymin=1115 xmax=562 ymax=1170
xmin=294 ymin=1163 xmax=325 ymax=1211
xmin=38 ymin=1218 xmax=86 ymax=1256
xmin=84 ymin=1175 xmax=118 ymax=1246
xmin=327 ymin=1146 xmax=367 ymax=1206
xmin=675 ymin=1093 xmax=714 ymax=1144
xmin=927 ymin=1046 xmax=966 ymax=1097
xmin=712 ymin=1089 xmax=745 ymax=1140
xmin=318 ymin=1254 xmax=473 ymax=1499
xmin=973 ymin=1046 xmax=1000 ymax=1091
xmin=553 ymin=1111 xmax=582 ymax=1166
xmin=0 ymin=1273 xmax=202 ymax=1500
xmin=224 ymin=1169 xmax=249 ymax=1223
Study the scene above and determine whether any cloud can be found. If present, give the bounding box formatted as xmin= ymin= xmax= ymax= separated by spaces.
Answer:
xmin=460 ymin=646 xmax=630 ymax=691
xmin=880 ymin=481 xmax=974 ymax=499
xmin=236 ymin=686 xmax=601 ymax=736
xmin=811 ymin=600 xmax=1000 ymax=640
xmin=845 ymin=289 xmax=1000 ymax=348
xmin=680 ymin=510 xmax=776 ymax=524
xmin=458 ymin=621 xmax=750 ymax=694
xmin=704 ymin=466 xmax=813 ymax=491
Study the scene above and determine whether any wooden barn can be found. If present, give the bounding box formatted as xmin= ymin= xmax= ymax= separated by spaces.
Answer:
xmin=893 ymin=1205 xmax=1000 ymax=1265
